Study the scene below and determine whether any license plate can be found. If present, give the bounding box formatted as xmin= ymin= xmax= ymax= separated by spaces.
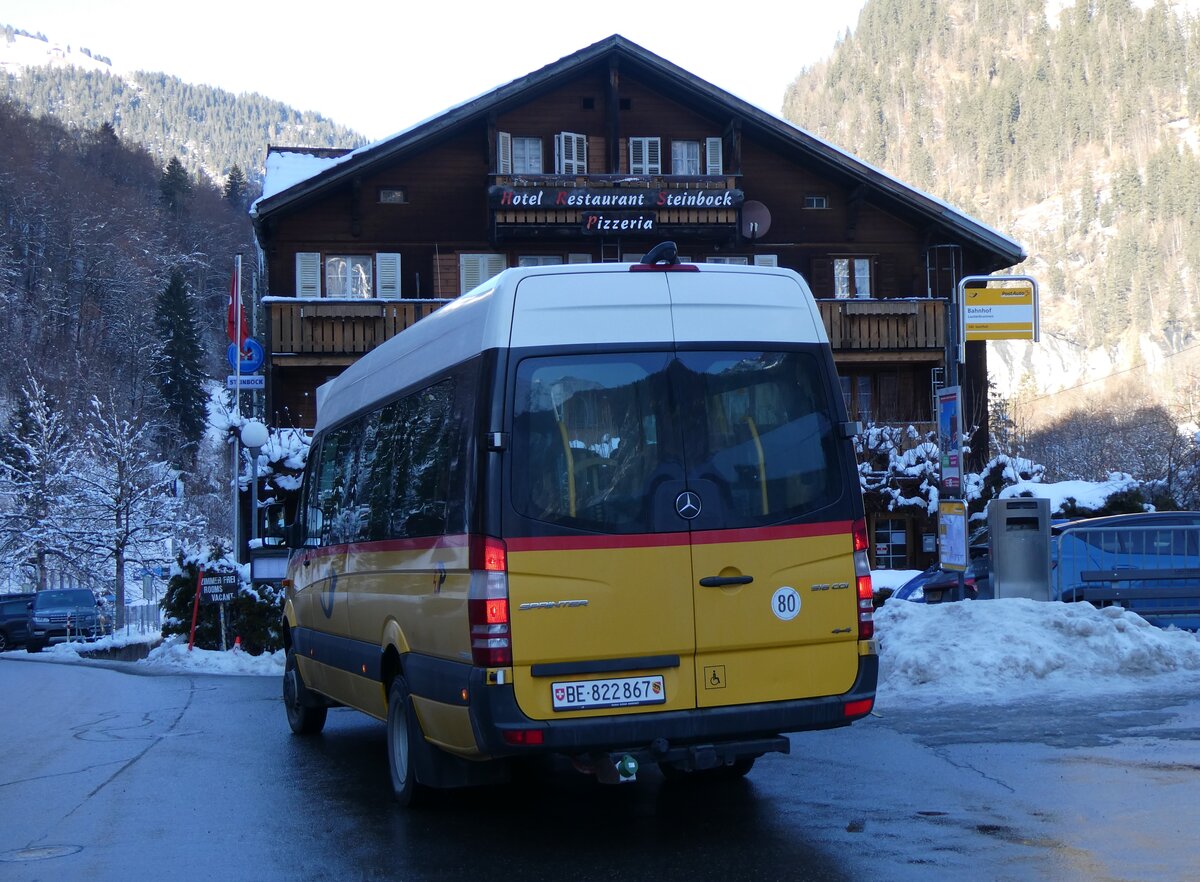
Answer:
xmin=551 ymin=675 xmax=666 ymax=711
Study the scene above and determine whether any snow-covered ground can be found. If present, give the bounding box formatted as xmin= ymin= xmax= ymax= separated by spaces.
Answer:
xmin=11 ymin=578 xmax=1200 ymax=713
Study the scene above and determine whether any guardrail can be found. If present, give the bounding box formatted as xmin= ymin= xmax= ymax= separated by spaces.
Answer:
xmin=1054 ymin=524 xmax=1200 ymax=624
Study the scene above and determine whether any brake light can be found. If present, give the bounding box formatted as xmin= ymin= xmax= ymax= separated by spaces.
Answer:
xmin=502 ymin=728 xmax=545 ymax=746
xmin=844 ymin=697 xmax=874 ymax=718
xmin=468 ymin=536 xmax=511 ymax=666
xmin=628 ymin=263 xmax=699 ymax=272
xmin=852 ymin=518 xmax=869 ymax=553
xmin=852 ymin=521 xmax=874 ymax=640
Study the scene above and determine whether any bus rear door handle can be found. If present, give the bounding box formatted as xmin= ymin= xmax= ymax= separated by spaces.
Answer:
xmin=699 ymin=575 xmax=753 ymax=587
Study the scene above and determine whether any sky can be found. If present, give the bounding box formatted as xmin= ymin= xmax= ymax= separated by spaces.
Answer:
xmin=15 ymin=590 xmax=1200 ymax=713
xmin=1 ymin=0 xmax=868 ymax=141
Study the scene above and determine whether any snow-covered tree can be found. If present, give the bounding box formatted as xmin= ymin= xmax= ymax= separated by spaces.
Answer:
xmin=0 ymin=375 xmax=83 ymax=590
xmin=63 ymin=396 xmax=194 ymax=626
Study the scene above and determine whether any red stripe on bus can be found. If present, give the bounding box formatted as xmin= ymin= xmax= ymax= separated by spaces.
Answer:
xmin=690 ymin=520 xmax=854 ymax=546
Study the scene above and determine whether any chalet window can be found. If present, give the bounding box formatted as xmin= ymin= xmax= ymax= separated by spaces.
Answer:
xmin=630 ymin=137 xmax=661 ymax=175
xmin=803 ymin=195 xmax=829 ymax=209
xmin=840 ymin=375 xmax=874 ymax=423
xmin=753 ymin=255 xmax=779 ymax=267
xmin=295 ymin=252 xmax=401 ymax=299
xmin=326 ymin=255 xmax=372 ymax=298
xmin=834 ymin=257 xmax=872 ymax=298
xmin=841 ymin=370 xmax=930 ymax=424
xmin=568 ymin=253 xmax=591 ymax=264
xmin=706 ymin=256 xmax=749 ymax=265
xmin=672 ymin=141 xmax=700 ymax=175
xmin=518 ymin=255 xmax=564 ymax=267
xmin=378 ymin=187 xmax=407 ymax=204
xmin=513 ymin=138 xmax=542 ymax=174
xmin=706 ymin=137 xmax=723 ymax=175
xmin=555 ymin=132 xmax=588 ymax=175
xmin=498 ymin=133 xmax=542 ymax=174
xmin=872 ymin=517 xmax=910 ymax=569
xmin=459 ymin=253 xmax=507 ymax=294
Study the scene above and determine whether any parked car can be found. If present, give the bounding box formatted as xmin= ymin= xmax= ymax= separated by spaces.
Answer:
xmin=0 ymin=593 xmax=37 ymax=651
xmin=1052 ymin=511 xmax=1200 ymax=630
xmin=888 ymin=564 xmax=944 ymax=603
xmin=25 ymin=589 xmax=108 ymax=652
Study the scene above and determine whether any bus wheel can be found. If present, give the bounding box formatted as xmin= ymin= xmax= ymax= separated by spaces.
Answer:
xmin=387 ymin=675 xmax=427 ymax=807
xmin=283 ymin=650 xmax=327 ymax=735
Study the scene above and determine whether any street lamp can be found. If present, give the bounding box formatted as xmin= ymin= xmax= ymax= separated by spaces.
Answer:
xmin=239 ymin=419 xmax=269 ymax=542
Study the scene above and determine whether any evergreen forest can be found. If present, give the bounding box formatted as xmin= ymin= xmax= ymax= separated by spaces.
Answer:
xmin=1 ymin=25 xmax=366 ymax=191
xmin=784 ymin=0 xmax=1200 ymax=399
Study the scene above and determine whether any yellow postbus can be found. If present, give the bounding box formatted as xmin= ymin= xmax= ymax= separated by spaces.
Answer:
xmin=281 ymin=243 xmax=877 ymax=804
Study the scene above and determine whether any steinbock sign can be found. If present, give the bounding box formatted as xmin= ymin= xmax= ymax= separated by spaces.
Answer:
xmin=489 ymin=186 xmax=743 ymax=210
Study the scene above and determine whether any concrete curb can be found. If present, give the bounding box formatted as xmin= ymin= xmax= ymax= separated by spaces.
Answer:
xmin=77 ymin=640 xmax=162 ymax=662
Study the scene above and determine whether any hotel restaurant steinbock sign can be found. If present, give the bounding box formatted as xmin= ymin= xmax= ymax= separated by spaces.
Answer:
xmin=489 ymin=186 xmax=744 ymax=236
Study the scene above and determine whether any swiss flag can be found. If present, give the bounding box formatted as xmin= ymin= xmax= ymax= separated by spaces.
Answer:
xmin=227 ymin=264 xmax=251 ymax=349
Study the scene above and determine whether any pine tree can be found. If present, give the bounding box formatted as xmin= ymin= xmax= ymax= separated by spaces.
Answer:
xmin=223 ymin=163 xmax=248 ymax=209
xmin=159 ymin=155 xmax=192 ymax=212
xmin=153 ymin=269 xmax=208 ymax=463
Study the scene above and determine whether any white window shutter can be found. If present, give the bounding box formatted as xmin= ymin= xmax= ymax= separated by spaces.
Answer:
xmin=460 ymin=255 xmax=483 ymax=293
xmin=647 ymin=138 xmax=661 ymax=174
xmin=556 ymin=132 xmax=587 ymax=174
xmin=630 ymin=138 xmax=644 ymax=174
xmin=706 ymin=137 xmax=723 ymax=175
xmin=376 ymin=252 xmax=401 ymax=298
xmin=568 ymin=253 xmax=591 ymax=264
xmin=296 ymin=252 xmax=321 ymax=298
xmin=484 ymin=254 xmax=507 ymax=280
xmin=497 ymin=131 xmax=512 ymax=175
xmin=459 ymin=254 xmax=508 ymax=294
xmin=630 ymin=138 xmax=661 ymax=175
xmin=753 ymin=255 xmax=779 ymax=267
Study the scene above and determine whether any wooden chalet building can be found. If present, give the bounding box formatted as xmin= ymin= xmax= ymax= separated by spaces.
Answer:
xmin=250 ymin=34 xmax=1025 ymax=569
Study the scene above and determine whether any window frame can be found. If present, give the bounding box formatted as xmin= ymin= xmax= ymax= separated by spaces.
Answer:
xmin=671 ymin=140 xmax=701 ymax=175
xmin=833 ymin=256 xmax=873 ymax=299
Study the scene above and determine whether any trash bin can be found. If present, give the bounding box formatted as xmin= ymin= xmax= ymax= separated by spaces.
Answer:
xmin=987 ymin=497 xmax=1051 ymax=600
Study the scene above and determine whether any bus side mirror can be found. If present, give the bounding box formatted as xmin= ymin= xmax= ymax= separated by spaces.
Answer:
xmin=285 ymin=522 xmax=305 ymax=550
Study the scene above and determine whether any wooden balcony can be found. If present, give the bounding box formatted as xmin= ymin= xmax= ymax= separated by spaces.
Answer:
xmin=817 ymin=298 xmax=946 ymax=354
xmin=267 ymin=299 xmax=449 ymax=360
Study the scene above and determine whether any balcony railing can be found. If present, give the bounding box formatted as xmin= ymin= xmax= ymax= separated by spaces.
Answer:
xmin=817 ymin=298 xmax=946 ymax=351
xmin=266 ymin=296 xmax=946 ymax=358
xmin=267 ymin=299 xmax=449 ymax=356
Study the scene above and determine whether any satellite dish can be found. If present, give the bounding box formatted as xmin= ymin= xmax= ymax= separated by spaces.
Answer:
xmin=741 ymin=201 xmax=772 ymax=241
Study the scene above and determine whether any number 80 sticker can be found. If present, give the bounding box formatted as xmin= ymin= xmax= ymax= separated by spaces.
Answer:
xmin=771 ymin=586 xmax=801 ymax=621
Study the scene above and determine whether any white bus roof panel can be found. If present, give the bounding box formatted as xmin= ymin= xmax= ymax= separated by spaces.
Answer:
xmin=665 ymin=268 xmax=826 ymax=346
xmin=511 ymin=271 xmax=673 ymax=349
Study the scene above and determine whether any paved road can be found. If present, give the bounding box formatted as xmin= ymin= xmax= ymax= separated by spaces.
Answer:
xmin=1 ymin=655 xmax=1197 ymax=881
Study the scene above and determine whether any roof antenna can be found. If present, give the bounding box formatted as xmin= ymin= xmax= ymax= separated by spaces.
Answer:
xmin=640 ymin=241 xmax=679 ymax=266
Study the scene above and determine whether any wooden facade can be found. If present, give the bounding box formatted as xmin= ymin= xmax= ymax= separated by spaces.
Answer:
xmin=252 ymin=35 xmax=1024 ymax=561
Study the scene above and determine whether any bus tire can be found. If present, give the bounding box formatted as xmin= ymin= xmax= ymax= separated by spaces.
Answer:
xmin=387 ymin=675 xmax=428 ymax=807
xmin=283 ymin=650 xmax=327 ymax=735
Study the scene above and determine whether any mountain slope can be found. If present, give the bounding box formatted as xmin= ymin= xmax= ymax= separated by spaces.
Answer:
xmin=783 ymin=0 xmax=1200 ymax=410
xmin=0 ymin=27 xmax=366 ymax=191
